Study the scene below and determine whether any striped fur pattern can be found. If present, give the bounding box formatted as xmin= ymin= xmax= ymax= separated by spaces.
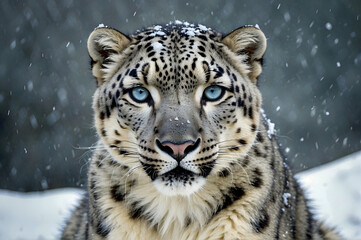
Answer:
xmin=61 ymin=22 xmax=340 ymax=240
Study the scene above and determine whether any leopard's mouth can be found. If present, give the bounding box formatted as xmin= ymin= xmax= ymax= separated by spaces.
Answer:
xmin=160 ymin=165 xmax=197 ymax=182
xmin=153 ymin=166 xmax=206 ymax=196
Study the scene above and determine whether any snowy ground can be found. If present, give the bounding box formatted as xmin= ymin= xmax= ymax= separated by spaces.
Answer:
xmin=0 ymin=151 xmax=360 ymax=239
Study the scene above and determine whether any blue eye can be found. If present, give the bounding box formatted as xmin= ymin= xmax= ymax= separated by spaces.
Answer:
xmin=203 ymin=86 xmax=224 ymax=101
xmin=130 ymin=87 xmax=150 ymax=103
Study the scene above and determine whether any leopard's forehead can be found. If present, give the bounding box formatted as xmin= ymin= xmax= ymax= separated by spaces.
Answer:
xmin=123 ymin=22 xmax=228 ymax=95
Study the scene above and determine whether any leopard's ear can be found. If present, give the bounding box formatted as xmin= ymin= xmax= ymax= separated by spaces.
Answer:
xmin=222 ymin=26 xmax=267 ymax=84
xmin=87 ymin=27 xmax=131 ymax=86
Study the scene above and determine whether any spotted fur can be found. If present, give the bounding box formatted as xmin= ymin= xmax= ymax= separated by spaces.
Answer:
xmin=61 ymin=22 xmax=340 ymax=240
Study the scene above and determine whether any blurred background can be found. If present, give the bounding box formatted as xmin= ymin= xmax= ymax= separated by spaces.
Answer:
xmin=0 ymin=0 xmax=360 ymax=192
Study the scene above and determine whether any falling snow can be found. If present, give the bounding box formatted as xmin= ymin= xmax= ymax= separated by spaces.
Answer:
xmin=10 ymin=40 xmax=16 ymax=49
xmin=325 ymin=22 xmax=333 ymax=30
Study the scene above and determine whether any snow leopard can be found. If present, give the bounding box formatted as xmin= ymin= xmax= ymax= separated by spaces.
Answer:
xmin=61 ymin=22 xmax=340 ymax=240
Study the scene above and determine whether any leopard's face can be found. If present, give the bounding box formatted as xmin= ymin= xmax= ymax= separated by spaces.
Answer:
xmin=90 ymin=24 xmax=266 ymax=196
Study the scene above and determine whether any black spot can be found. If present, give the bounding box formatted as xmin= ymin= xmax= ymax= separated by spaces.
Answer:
xmin=155 ymin=61 xmax=160 ymax=72
xmin=110 ymin=184 xmax=125 ymax=202
xmin=254 ymin=146 xmax=262 ymax=157
xmin=214 ymin=71 xmax=223 ymax=79
xmin=148 ymin=51 xmax=155 ymax=57
xmin=119 ymin=78 xmax=124 ymax=88
xmin=95 ymin=220 xmax=111 ymax=237
xmin=99 ymin=111 xmax=105 ymax=120
xmin=90 ymin=179 xmax=99 ymax=201
xmin=146 ymin=46 xmax=154 ymax=52
xmin=142 ymin=63 xmax=149 ymax=84
xmin=198 ymin=45 xmax=205 ymax=52
xmin=219 ymin=168 xmax=230 ymax=178
xmin=232 ymin=73 xmax=238 ymax=82
xmin=117 ymin=74 xmax=122 ymax=81
xmin=197 ymin=35 xmax=207 ymax=41
xmin=248 ymin=106 xmax=253 ymax=119
xmin=185 ymin=217 xmax=192 ymax=227
xmin=235 ymin=85 xmax=240 ymax=93
xmin=251 ymin=124 xmax=257 ymax=132
xmin=237 ymin=98 xmax=244 ymax=107
xmin=144 ymin=42 xmax=151 ymax=49
xmin=251 ymin=168 xmax=263 ymax=188
xmin=129 ymin=201 xmax=146 ymax=219
xmin=199 ymin=160 xmax=214 ymax=177
xmin=154 ymin=127 xmax=159 ymax=134
xmin=243 ymin=106 xmax=248 ymax=116
xmin=251 ymin=210 xmax=270 ymax=233
xmin=110 ymin=97 xmax=116 ymax=110
xmin=215 ymin=186 xmax=245 ymax=216
xmin=191 ymin=58 xmax=197 ymax=70
xmin=256 ymin=133 xmax=264 ymax=143
xmin=144 ymin=36 xmax=154 ymax=41
xmin=198 ymin=52 xmax=206 ymax=57
xmin=95 ymin=159 xmax=103 ymax=168
xmin=101 ymin=129 xmax=107 ymax=137
xmin=105 ymin=106 xmax=111 ymax=118
xmin=238 ymin=139 xmax=247 ymax=145
xmin=129 ymin=69 xmax=137 ymax=78
xmin=141 ymin=162 xmax=158 ymax=181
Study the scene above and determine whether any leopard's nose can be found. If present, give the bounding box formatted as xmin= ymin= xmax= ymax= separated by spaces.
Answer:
xmin=156 ymin=139 xmax=200 ymax=162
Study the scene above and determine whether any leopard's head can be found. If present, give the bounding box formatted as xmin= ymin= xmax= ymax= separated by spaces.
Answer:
xmin=88 ymin=23 xmax=266 ymax=196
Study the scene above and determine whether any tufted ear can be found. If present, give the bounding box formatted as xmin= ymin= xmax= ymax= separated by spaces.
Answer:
xmin=222 ymin=26 xmax=267 ymax=84
xmin=87 ymin=27 xmax=131 ymax=86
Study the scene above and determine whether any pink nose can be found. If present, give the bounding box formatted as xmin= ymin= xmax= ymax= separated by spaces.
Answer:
xmin=162 ymin=141 xmax=195 ymax=157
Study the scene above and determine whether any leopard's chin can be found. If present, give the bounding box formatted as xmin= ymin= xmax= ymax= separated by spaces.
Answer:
xmin=153 ymin=166 xmax=206 ymax=196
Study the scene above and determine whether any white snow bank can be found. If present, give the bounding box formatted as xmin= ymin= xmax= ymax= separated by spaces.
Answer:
xmin=0 ymin=151 xmax=360 ymax=239
xmin=296 ymin=150 xmax=361 ymax=239
xmin=0 ymin=188 xmax=83 ymax=239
